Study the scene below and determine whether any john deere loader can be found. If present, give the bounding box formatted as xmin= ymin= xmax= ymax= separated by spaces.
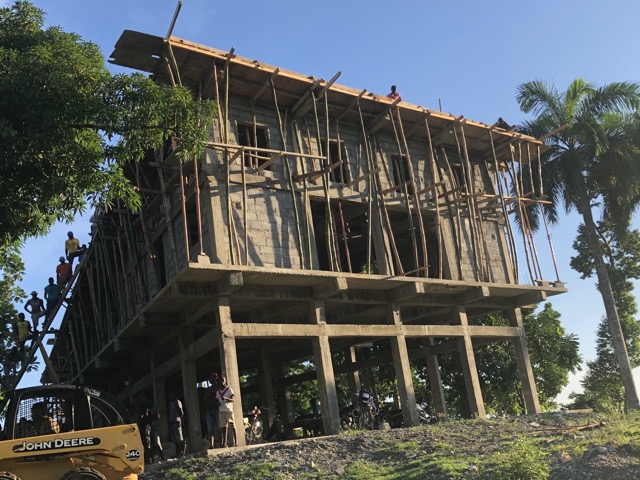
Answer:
xmin=0 ymin=385 xmax=144 ymax=480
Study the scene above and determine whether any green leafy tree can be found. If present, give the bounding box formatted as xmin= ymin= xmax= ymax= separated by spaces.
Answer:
xmin=0 ymin=1 xmax=215 ymax=390
xmin=516 ymin=78 xmax=640 ymax=409
xmin=437 ymin=305 xmax=580 ymax=415
xmin=569 ymin=223 xmax=640 ymax=411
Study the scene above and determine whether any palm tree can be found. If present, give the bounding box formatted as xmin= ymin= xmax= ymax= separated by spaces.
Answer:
xmin=516 ymin=78 xmax=640 ymax=410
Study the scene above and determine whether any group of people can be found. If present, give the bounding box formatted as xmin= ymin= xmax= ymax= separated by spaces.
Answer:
xmin=17 ymin=232 xmax=86 ymax=348
xmin=135 ymin=374 xmax=237 ymax=464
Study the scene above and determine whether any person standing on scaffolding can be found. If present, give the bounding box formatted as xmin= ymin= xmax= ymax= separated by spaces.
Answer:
xmin=13 ymin=313 xmax=33 ymax=353
xmin=65 ymin=231 xmax=81 ymax=266
xmin=24 ymin=291 xmax=45 ymax=331
xmin=44 ymin=277 xmax=62 ymax=319
xmin=56 ymin=256 xmax=72 ymax=288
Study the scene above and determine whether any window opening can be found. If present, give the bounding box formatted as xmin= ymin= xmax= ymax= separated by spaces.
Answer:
xmin=390 ymin=154 xmax=414 ymax=194
xmin=320 ymin=140 xmax=350 ymax=186
xmin=237 ymin=123 xmax=270 ymax=171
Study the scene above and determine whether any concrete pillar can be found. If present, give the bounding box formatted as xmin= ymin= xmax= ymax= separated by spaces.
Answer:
xmin=343 ymin=347 xmax=361 ymax=395
xmin=151 ymin=358 xmax=169 ymax=441
xmin=206 ymin=175 xmax=230 ymax=264
xmin=178 ymin=328 xmax=203 ymax=453
xmin=424 ymin=338 xmax=447 ymax=418
xmin=309 ymin=300 xmax=341 ymax=435
xmin=452 ymin=306 xmax=485 ymax=418
xmin=276 ymin=364 xmax=295 ymax=425
xmin=216 ymin=296 xmax=246 ymax=446
xmin=259 ymin=347 xmax=276 ymax=430
xmin=387 ymin=303 xmax=419 ymax=427
xmin=507 ymin=308 xmax=541 ymax=413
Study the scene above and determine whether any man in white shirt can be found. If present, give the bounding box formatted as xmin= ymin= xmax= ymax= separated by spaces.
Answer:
xmin=216 ymin=376 xmax=237 ymax=447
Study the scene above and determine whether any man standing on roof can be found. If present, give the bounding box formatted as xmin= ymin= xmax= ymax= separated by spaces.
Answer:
xmin=65 ymin=231 xmax=81 ymax=266
xmin=24 ymin=291 xmax=46 ymax=331
xmin=56 ymin=256 xmax=72 ymax=288
xmin=44 ymin=277 xmax=62 ymax=319
xmin=387 ymin=85 xmax=402 ymax=101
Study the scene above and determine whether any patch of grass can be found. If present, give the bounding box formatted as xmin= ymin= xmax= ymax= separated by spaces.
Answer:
xmin=485 ymin=437 xmax=550 ymax=480
xmin=163 ymin=467 xmax=198 ymax=480
xmin=387 ymin=440 xmax=419 ymax=453
xmin=345 ymin=459 xmax=394 ymax=479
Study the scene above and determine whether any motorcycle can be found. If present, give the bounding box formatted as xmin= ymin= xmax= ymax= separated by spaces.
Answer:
xmin=244 ymin=406 xmax=264 ymax=444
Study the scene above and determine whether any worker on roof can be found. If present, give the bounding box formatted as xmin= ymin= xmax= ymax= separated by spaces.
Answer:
xmin=387 ymin=85 xmax=402 ymax=101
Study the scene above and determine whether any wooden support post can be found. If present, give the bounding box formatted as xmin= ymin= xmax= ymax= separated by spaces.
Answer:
xmin=506 ymin=308 xmax=541 ymax=413
xmin=309 ymin=300 xmax=341 ymax=435
xmin=387 ymin=303 xmax=419 ymax=426
xmin=452 ymin=306 xmax=485 ymax=418
xmin=216 ymin=296 xmax=246 ymax=446
xmin=424 ymin=338 xmax=447 ymax=418
xmin=259 ymin=347 xmax=276 ymax=430
xmin=178 ymin=328 xmax=203 ymax=453
xmin=343 ymin=347 xmax=361 ymax=394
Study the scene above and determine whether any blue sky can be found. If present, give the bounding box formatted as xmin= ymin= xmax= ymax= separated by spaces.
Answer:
xmin=10 ymin=0 xmax=640 ymax=399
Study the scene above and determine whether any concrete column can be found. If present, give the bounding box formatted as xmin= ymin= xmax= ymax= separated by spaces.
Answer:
xmin=507 ymin=308 xmax=541 ymax=413
xmin=259 ymin=347 xmax=276 ymax=430
xmin=309 ymin=300 xmax=341 ymax=435
xmin=178 ymin=328 xmax=203 ymax=453
xmin=423 ymin=338 xmax=447 ymax=418
xmin=452 ymin=306 xmax=485 ymax=418
xmin=343 ymin=347 xmax=361 ymax=395
xmin=276 ymin=364 xmax=295 ymax=434
xmin=387 ymin=303 xmax=419 ymax=426
xmin=151 ymin=358 xmax=168 ymax=441
xmin=206 ymin=175 xmax=230 ymax=264
xmin=216 ymin=296 xmax=246 ymax=446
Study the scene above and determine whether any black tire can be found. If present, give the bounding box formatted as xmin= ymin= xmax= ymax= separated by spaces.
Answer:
xmin=0 ymin=472 xmax=20 ymax=480
xmin=60 ymin=467 xmax=107 ymax=480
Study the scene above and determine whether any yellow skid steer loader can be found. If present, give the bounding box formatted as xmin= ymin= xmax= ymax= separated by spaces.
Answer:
xmin=0 ymin=385 xmax=144 ymax=480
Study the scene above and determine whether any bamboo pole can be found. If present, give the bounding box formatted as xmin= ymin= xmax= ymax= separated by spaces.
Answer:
xmin=323 ymin=93 xmax=341 ymax=270
xmin=311 ymin=92 xmax=338 ymax=270
xmin=293 ymin=120 xmax=313 ymax=268
xmin=423 ymin=114 xmax=444 ymax=278
xmin=135 ymin=165 xmax=161 ymax=292
xmin=395 ymin=108 xmax=429 ymax=277
xmin=453 ymin=126 xmax=485 ymax=281
xmin=459 ymin=124 xmax=492 ymax=282
xmin=489 ymin=131 xmax=519 ymax=282
xmin=270 ymin=78 xmax=306 ymax=269
xmin=356 ymin=101 xmax=375 ymax=274
xmin=389 ymin=112 xmax=420 ymax=275
xmin=440 ymin=147 xmax=469 ymax=280
xmin=507 ymin=147 xmax=534 ymax=283
xmin=157 ymin=169 xmax=180 ymax=275
xmin=372 ymin=138 xmax=404 ymax=275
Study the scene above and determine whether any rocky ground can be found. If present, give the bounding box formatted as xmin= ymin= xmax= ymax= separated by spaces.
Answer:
xmin=140 ymin=411 xmax=640 ymax=479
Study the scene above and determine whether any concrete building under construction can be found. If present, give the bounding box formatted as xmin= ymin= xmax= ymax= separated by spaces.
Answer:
xmin=42 ymin=25 xmax=566 ymax=450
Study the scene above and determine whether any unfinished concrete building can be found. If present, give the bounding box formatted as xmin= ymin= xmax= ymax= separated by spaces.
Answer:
xmin=44 ymin=27 xmax=566 ymax=450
